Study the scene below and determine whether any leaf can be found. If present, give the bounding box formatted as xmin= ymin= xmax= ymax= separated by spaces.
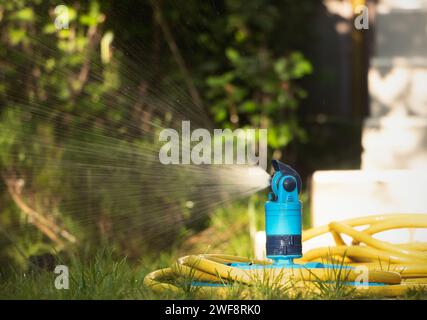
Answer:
xmin=239 ymin=101 xmax=257 ymax=113
xmin=45 ymin=58 xmax=56 ymax=71
xmin=267 ymin=126 xmax=292 ymax=148
xmin=274 ymin=58 xmax=287 ymax=75
xmin=101 ymin=31 xmax=114 ymax=64
xmin=80 ymin=1 xmax=103 ymax=26
xmin=289 ymin=52 xmax=312 ymax=78
xmin=225 ymin=48 xmax=240 ymax=64
xmin=214 ymin=108 xmax=227 ymax=122
xmin=43 ymin=24 xmax=57 ymax=34
xmin=206 ymin=72 xmax=234 ymax=87
xmin=12 ymin=8 xmax=34 ymax=22
xmin=230 ymin=86 xmax=247 ymax=102
xmin=9 ymin=28 xmax=26 ymax=45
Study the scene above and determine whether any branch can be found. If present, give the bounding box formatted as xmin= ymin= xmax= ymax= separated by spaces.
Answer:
xmin=70 ymin=21 xmax=102 ymax=98
xmin=3 ymin=175 xmax=77 ymax=246
xmin=151 ymin=0 xmax=204 ymax=109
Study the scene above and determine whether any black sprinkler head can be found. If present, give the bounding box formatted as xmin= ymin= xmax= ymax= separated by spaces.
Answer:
xmin=283 ymin=177 xmax=297 ymax=192
xmin=271 ymin=160 xmax=302 ymax=194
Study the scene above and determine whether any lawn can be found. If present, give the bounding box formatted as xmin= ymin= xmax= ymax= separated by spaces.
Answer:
xmin=1 ymin=198 xmax=426 ymax=300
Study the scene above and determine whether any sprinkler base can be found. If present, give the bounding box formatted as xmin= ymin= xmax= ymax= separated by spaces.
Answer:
xmin=229 ymin=261 xmax=353 ymax=270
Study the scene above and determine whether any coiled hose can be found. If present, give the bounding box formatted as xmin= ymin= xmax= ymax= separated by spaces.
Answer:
xmin=144 ymin=214 xmax=427 ymax=298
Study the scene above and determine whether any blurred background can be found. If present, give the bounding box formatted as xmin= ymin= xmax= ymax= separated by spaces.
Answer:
xmin=0 ymin=0 xmax=426 ymax=275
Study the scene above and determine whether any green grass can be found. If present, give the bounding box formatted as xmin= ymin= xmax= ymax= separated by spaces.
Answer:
xmin=1 ymin=246 xmax=427 ymax=300
xmin=1 ymin=199 xmax=426 ymax=300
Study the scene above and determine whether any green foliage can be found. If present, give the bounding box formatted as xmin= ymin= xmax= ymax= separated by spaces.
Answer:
xmin=206 ymin=42 xmax=311 ymax=150
xmin=201 ymin=1 xmax=313 ymax=150
xmin=0 ymin=0 xmax=120 ymax=265
xmin=0 ymin=0 xmax=315 ymax=268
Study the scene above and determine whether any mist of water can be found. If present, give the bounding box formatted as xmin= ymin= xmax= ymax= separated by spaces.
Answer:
xmin=0 ymin=36 xmax=271 ymax=252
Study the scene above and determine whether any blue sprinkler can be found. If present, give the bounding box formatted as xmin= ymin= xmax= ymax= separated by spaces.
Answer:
xmin=265 ymin=160 xmax=303 ymax=266
xmin=228 ymin=160 xmax=327 ymax=270
xmin=261 ymin=160 xmax=349 ymax=270
xmin=226 ymin=160 xmax=328 ymax=270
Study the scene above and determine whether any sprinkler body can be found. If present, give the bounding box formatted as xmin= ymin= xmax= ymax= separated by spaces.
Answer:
xmin=265 ymin=160 xmax=303 ymax=265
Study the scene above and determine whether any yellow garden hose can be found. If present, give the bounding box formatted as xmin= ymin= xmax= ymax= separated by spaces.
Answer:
xmin=144 ymin=214 xmax=427 ymax=298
